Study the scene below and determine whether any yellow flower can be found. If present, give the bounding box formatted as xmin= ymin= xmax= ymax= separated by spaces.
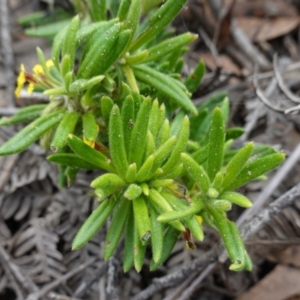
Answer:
xmin=32 ymin=64 xmax=44 ymax=76
xmin=27 ymin=83 xmax=35 ymax=94
xmin=83 ymin=136 xmax=95 ymax=148
xmin=15 ymin=64 xmax=26 ymax=98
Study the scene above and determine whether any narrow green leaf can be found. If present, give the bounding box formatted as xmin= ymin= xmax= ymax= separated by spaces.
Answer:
xmin=136 ymin=154 xmax=154 ymax=182
xmin=170 ymin=109 xmax=185 ymax=136
xmin=133 ymin=196 xmax=151 ymax=242
xmin=150 ymin=205 xmax=164 ymax=263
xmin=61 ymin=15 xmax=80 ymax=75
xmin=161 ymin=116 xmax=189 ymax=176
xmin=121 ymin=95 xmax=135 ymax=156
xmin=76 ymin=21 xmax=117 ymax=45
xmin=0 ymin=104 xmax=47 ymax=126
xmin=156 ymin=119 xmax=170 ymax=148
xmin=124 ymin=184 xmax=143 ymax=200
xmin=141 ymin=33 xmax=197 ymax=64
xmin=82 ymin=111 xmax=99 ymax=143
xmin=51 ymin=111 xmax=80 ymax=152
xmin=206 ymin=204 xmax=244 ymax=270
xmin=67 ymin=134 xmax=115 ymax=172
xmin=77 ymin=23 xmax=121 ymax=78
xmin=130 ymin=0 xmax=186 ymax=51
xmin=47 ymin=153 xmax=101 ymax=169
xmin=222 ymin=142 xmax=254 ymax=189
xmin=65 ymin=166 xmax=79 ymax=187
xmin=181 ymin=153 xmax=210 ymax=194
xmin=25 ymin=19 xmax=72 ymax=38
xmin=91 ymin=173 xmax=125 ymax=189
xmin=161 ymin=191 xmax=204 ymax=241
xmin=149 ymin=102 xmax=165 ymax=138
xmin=126 ymin=163 xmax=137 ymax=183
xmin=0 ymin=110 xmax=65 ymax=155
xmin=125 ymin=50 xmax=149 ymax=65
xmin=151 ymin=135 xmax=176 ymax=174
xmin=109 ymin=105 xmax=129 ymax=178
xmin=150 ymin=226 xmax=179 ymax=271
xmin=101 ymin=96 xmax=114 ymax=127
xmin=52 ymin=25 xmax=69 ymax=68
xmin=128 ymin=98 xmax=151 ymax=168
xmin=148 ymin=189 xmax=185 ymax=232
xmin=104 ymin=198 xmax=131 ymax=260
xmin=124 ymin=0 xmax=140 ymax=39
xmin=134 ymin=220 xmax=146 ymax=272
xmin=224 ymin=153 xmax=285 ymax=191
xmin=184 ymin=60 xmax=205 ymax=93
xmin=225 ymin=127 xmax=245 ymax=141
xmin=219 ymin=191 xmax=252 ymax=208
xmin=97 ymin=29 xmax=132 ymax=74
xmin=90 ymin=0 xmax=106 ymax=21
xmin=72 ymin=197 xmax=118 ymax=249
xmin=207 ymin=107 xmax=225 ymax=181
xmin=144 ymin=131 xmax=155 ymax=160
xmin=157 ymin=201 xmax=204 ymax=223
xmin=69 ymin=76 xmax=105 ymax=93
xmin=133 ymin=65 xmax=197 ymax=115
xmin=191 ymin=144 xmax=208 ymax=165
xmin=118 ymin=0 xmax=131 ymax=21
xmin=123 ymin=205 xmax=135 ymax=272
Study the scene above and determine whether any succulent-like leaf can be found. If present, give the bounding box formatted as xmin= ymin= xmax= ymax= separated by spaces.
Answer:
xmin=0 ymin=104 xmax=47 ymax=126
xmin=101 ymin=96 xmax=114 ymax=127
xmin=133 ymin=65 xmax=197 ymax=115
xmin=128 ymin=97 xmax=151 ymax=168
xmin=219 ymin=191 xmax=252 ymax=208
xmin=72 ymin=197 xmax=118 ymax=250
xmin=224 ymin=152 xmax=285 ymax=191
xmin=77 ymin=23 xmax=121 ymax=78
xmin=124 ymin=184 xmax=143 ymax=200
xmin=126 ymin=163 xmax=137 ymax=183
xmin=161 ymin=116 xmax=189 ymax=176
xmin=222 ymin=142 xmax=254 ymax=189
xmin=133 ymin=196 xmax=151 ymax=242
xmin=61 ymin=15 xmax=80 ymax=76
xmin=161 ymin=191 xmax=204 ymax=241
xmin=150 ymin=226 xmax=180 ymax=271
xmin=148 ymin=189 xmax=185 ymax=231
xmin=150 ymin=205 xmax=164 ymax=263
xmin=207 ymin=107 xmax=225 ymax=181
xmin=121 ymin=95 xmax=135 ymax=156
xmin=181 ymin=153 xmax=210 ymax=194
xmin=51 ymin=111 xmax=80 ymax=152
xmin=123 ymin=206 xmax=135 ymax=272
xmin=206 ymin=204 xmax=245 ymax=271
xmin=82 ymin=111 xmax=99 ymax=143
xmin=134 ymin=221 xmax=146 ymax=272
xmin=141 ymin=33 xmax=197 ymax=63
xmin=67 ymin=134 xmax=115 ymax=172
xmin=47 ymin=153 xmax=101 ymax=169
xmin=0 ymin=110 xmax=65 ymax=155
xmin=184 ymin=60 xmax=205 ymax=93
xmin=104 ymin=198 xmax=131 ymax=260
xmin=136 ymin=154 xmax=154 ymax=182
xmin=130 ymin=0 xmax=186 ymax=51
xmin=149 ymin=102 xmax=165 ymax=138
xmin=109 ymin=105 xmax=129 ymax=178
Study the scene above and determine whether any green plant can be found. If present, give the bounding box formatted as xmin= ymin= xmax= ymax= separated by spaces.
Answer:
xmin=0 ymin=0 xmax=284 ymax=272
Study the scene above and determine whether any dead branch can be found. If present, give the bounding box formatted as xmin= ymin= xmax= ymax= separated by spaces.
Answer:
xmin=0 ymin=0 xmax=15 ymax=107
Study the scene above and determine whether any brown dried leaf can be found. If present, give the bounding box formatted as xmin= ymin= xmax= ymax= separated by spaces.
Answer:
xmin=236 ymin=17 xmax=300 ymax=42
xmin=237 ymin=265 xmax=300 ymax=300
